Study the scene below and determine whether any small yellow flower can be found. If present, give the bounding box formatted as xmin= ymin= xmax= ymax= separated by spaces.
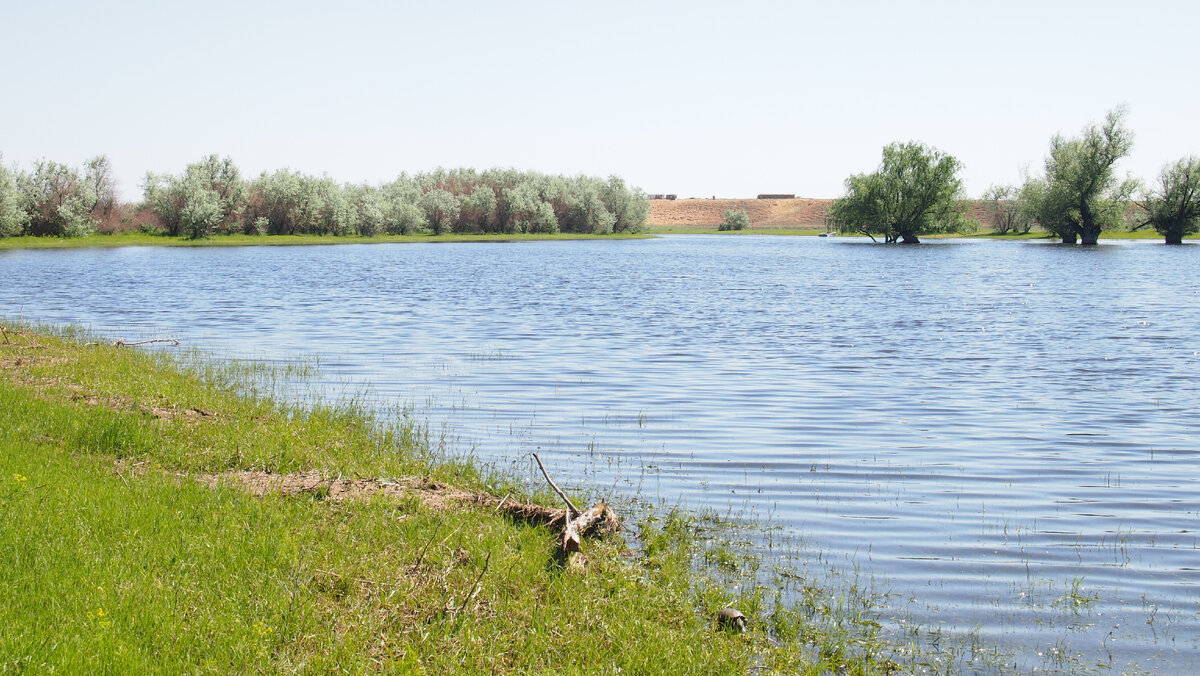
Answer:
xmin=12 ymin=473 xmax=27 ymax=482
xmin=96 ymin=608 xmax=106 ymax=618
xmin=252 ymin=621 xmax=273 ymax=638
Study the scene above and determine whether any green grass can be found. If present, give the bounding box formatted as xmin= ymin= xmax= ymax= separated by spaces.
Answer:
xmin=0 ymin=230 xmax=650 ymax=250
xmin=0 ymin=325 xmax=896 ymax=673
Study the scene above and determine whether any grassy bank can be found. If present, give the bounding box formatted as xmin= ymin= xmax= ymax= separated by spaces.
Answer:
xmin=0 ymin=325 xmax=892 ymax=673
xmin=0 ymin=230 xmax=649 ymax=250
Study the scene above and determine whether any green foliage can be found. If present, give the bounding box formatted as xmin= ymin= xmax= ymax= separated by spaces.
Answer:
xmin=562 ymin=178 xmax=616 ymax=234
xmin=601 ymin=175 xmax=649 ymax=233
xmin=828 ymin=142 xmax=969 ymax=243
xmin=179 ymin=185 xmax=223 ymax=239
xmin=247 ymin=169 xmax=302 ymax=235
xmin=459 ymin=185 xmax=498 ymax=233
xmin=144 ymin=155 xmax=246 ymax=238
xmin=12 ymin=151 xmax=650 ymax=241
xmin=719 ymin=209 xmax=750 ymax=231
xmin=981 ymin=184 xmax=1033 ymax=235
xmin=506 ymin=181 xmax=559 ymax=234
xmin=383 ymin=200 xmax=429 ymax=235
xmin=84 ymin=155 xmax=117 ymax=224
xmin=347 ymin=185 xmax=386 ymax=236
xmin=1138 ymin=156 xmax=1200 ymax=244
xmin=15 ymin=160 xmax=98 ymax=237
xmin=1021 ymin=108 xmax=1136 ymax=244
xmin=0 ymin=155 xmax=29 ymax=237
xmin=419 ymin=188 xmax=461 ymax=235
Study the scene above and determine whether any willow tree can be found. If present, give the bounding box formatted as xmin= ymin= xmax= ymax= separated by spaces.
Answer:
xmin=16 ymin=160 xmax=97 ymax=237
xmin=1023 ymin=108 xmax=1136 ymax=245
xmin=828 ymin=142 xmax=970 ymax=244
xmin=1137 ymin=157 xmax=1200 ymax=244
xmin=84 ymin=155 xmax=117 ymax=224
xmin=981 ymin=184 xmax=1033 ymax=235
xmin=0 ymin=155 xmax=28 ymax=237
xmin=144 ymin=155 xmax=246 ymax=237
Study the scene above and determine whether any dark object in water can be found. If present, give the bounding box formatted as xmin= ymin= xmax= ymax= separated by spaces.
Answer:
xmin=716 ymin=607 xmax=747 ymax=633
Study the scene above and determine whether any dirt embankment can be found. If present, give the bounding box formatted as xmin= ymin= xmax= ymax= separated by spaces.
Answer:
xmin=647 ymin=198 xmax=996 ymax=229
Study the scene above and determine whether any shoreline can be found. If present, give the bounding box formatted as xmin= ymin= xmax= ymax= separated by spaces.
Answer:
xmin=0 ymin=227 xmax=1175 ymax=251
xmin=0 ymin=324 xmax=900 ymax=673
xmin=0 ymin=231 xmax=652 ymax=250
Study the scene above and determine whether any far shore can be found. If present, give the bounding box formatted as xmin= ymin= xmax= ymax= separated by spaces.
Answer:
xmin=645 ymin=197 xmax=1168 ymax=239
xmin=0 ymin=217 xmax=1175 ymax=252
xmin=643 ymin=224 xmax=1167 ymax=240
xmin=0 ymin=230 xmax=652 ymax=250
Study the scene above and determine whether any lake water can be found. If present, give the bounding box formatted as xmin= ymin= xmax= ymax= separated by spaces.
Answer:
xmin=3 ymin=235 xmax=1199 ymax=672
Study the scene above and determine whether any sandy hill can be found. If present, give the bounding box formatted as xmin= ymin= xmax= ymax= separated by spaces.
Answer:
xmin=647 ymin=198 xmax=996 ymax=230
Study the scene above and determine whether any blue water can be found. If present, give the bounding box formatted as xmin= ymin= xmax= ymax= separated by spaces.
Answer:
xmin=3 ymin=235 xmax=1199 ymax=671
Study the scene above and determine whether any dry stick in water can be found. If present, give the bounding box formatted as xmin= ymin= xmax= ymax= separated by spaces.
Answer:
xmin=531 ymin=452 xmax=580 ymax=517
xmin=113 ymin=338 xmax=181 ymax=347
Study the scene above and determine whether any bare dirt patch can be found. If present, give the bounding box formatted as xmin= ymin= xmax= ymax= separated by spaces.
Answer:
xmin=647 ymin=198 xmax=999 ymax=229
xmin=194 ymin=469 xmax=620 ymax=568
xmin=195 ymin=470 xmax=568 ymax=527
xmin=648 ymin=198 xmax=832 ymax=228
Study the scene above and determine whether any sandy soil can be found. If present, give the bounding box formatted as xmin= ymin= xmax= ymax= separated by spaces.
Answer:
xmin=647 ymin=198 xmax=997 ymax=229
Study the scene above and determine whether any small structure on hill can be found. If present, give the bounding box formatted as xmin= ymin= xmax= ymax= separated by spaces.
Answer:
xmin=757 ymin=193 xmax=795 ymax=199
xmin=646 ymin=194 xmax=677 ymax=200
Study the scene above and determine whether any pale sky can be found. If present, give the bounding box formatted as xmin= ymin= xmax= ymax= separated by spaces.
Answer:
xmin=3 ymin=0 xmax=1198 ymax=200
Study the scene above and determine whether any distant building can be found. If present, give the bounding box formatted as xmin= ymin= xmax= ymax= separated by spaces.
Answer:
xmin=757 ymin=194 xmax=795 ymax=199
xmin=646 ymin=194 xmax=677 ymax=200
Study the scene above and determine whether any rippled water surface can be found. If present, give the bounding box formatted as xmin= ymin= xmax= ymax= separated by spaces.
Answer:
xmin=3 ymin=236 xmax=1199 ymax=671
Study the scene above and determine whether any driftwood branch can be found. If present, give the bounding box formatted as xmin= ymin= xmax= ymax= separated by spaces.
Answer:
xmin=561 ymin=502 xmax=620 ymax=553
xmin=527 ymin=452 xmax=621 ymax=567
xmin=113 ymin=338 xmax=181 ymax=347
xmin=531 ymin=452 xmax=580 ymax=517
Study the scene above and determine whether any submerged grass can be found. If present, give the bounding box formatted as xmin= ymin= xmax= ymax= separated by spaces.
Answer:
xmin=0 ymin=324 xmax=896 ymax=673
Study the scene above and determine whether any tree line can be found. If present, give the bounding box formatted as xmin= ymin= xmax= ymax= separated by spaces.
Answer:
xmin=0 ymin=156 xmax=650 ymax=239
xmin=828 ymin=107 xmax=1200 ymax=245
xmin=0 ymin=155 xmax=118 ymax=238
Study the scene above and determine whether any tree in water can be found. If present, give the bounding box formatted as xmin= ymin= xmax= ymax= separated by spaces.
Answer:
xmin=828 ymin=142 xmax=970 ymax=244
xmin=1022 ymin=108 xmax=1136 ymax=245
xmin=1137 ymin=157 xmax=1200 ymax=244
